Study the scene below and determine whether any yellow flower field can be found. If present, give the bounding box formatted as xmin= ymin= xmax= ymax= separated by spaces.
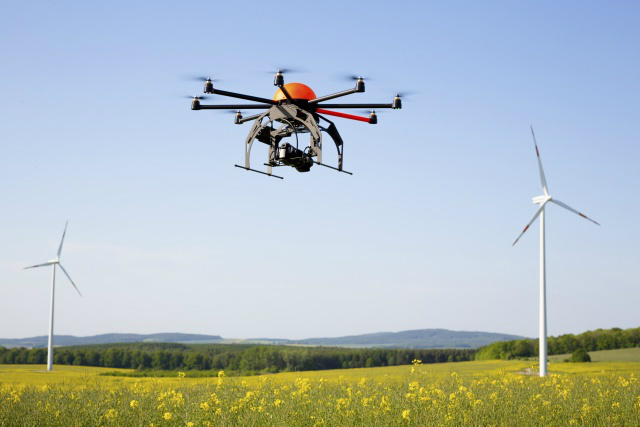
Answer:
xmin=2 ymin=360 xmax=640 ymax=426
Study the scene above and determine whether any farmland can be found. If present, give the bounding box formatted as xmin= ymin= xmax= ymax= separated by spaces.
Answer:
xmin=2 ymin=359 xmax=640 ymax=426
xmin=549 ymin=347 xmax=640 ymax=363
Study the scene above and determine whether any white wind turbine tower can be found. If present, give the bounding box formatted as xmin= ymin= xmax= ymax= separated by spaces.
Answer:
xmin=512 ymin=128 xmax=599 ymax=377
xmin=24 ymin=221 xmax=82 ymax=371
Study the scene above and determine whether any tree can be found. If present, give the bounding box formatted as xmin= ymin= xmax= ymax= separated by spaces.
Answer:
xmin=570 ymin=348 xmax=591 ymax=363
xmin=103 ymin=349 xmax=123 ymax=368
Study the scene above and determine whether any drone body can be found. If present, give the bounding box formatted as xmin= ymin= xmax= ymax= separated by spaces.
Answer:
xmin=190 ymin=71 xmax=402 ymax=179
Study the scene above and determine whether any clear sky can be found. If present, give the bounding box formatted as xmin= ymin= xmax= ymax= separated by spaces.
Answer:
xmin=1 ymin=1 xmax=639 ymax=340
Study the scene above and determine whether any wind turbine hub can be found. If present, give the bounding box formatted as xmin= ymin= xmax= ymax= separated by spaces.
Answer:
xmin=532 ymin=195 xmax=551 ymax=205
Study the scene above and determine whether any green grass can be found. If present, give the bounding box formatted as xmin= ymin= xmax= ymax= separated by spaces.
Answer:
xmin=549 ymin=347 xmax=640 ymax=363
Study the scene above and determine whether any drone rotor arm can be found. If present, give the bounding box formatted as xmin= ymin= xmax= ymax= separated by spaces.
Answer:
xmin=316 ymin=103 xmax=394 ymax=109
xmin=197 ymin=104 xmax=273 ymax=110
xmin=309 ymin=88 xmax=359 ymax=104
xmin=316 ymin=109 xmax=371 ymax=123
xmin=276 ymin=85 xmax=295 ymax=103
xmin=237 ymin=112 xmax=264 ymax=124
xmin=208 ymin=88 xmax=276 ymax=105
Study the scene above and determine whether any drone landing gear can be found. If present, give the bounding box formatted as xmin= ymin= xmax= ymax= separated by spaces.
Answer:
xmin=237 ymin=105 xmax=354 ymax=179
xmin=312 ymin=160 xmax=353 ymax=175
xmin=234 ymin=164 xmax=283 ymax=179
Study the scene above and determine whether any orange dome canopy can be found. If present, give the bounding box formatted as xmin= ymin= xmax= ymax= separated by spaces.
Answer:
xmin=273 ymin=83 xmax=316 ymax=101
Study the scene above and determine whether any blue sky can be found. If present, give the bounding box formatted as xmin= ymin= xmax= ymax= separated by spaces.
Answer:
xmin=1 ymin=1 xmax=639 ymax=340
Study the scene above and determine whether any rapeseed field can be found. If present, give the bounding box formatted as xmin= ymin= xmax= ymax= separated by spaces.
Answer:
xmin=2 ymin=360 xmax=640 ymax=426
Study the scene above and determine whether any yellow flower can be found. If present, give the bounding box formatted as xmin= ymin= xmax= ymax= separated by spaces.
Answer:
xmin=130 ymin=400 xmax=139 ymax=409
xmin=178 ymin=371 xmax=186 ymax=379
xmin=104 ymin=409 xmax=118 ymax=420
xmin=186 ymin=423 xmax=194 ymax=427
xmin=402 ymin=409 xmax=411 ymax=420
xmin=163 ymin=412 xmax=173 ymax=420
xmin=200 ymin=401 xmax=210 ymax=411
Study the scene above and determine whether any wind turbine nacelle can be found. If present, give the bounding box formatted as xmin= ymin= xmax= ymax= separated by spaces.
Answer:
xmin=532 ymin=195 xmax=549 ymax=204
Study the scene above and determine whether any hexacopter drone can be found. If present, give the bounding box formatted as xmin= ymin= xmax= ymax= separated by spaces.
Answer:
xmin=190 ymin=70 xmax=402 ymax=179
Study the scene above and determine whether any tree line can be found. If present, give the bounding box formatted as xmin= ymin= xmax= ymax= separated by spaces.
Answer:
xmin=0 ymin=342 xmax=476 ymax=374
xmin=474 ymin=326 xmax=640 ymax=360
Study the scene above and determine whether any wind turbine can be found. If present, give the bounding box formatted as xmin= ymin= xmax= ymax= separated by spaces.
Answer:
xmin=512 ymin=127 xmax=599 ymax=377
xmin=24 ymin=221 xmax=82 ymax=371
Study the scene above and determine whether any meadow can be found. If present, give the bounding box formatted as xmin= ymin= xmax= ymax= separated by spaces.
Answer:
xmin=549 ymin=347 xmax=640 ymax=363
xmin=2 ymin=359 xmax=640 ymax=426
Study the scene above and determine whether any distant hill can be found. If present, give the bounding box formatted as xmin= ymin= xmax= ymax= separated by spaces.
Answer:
xmin=0 ymin=329 xmax=523 ymax=349
xmin=290 ymin=329 xmax=525 ymax=349
xmin=0 ymin=333 xmax=223 ymax=348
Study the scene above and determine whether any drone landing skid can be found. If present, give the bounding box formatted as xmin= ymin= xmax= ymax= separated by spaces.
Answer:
xmin=313 ymin=160 xmax=353 ymax=175
xmin=234 ymin=164 xmax=283 ymax=179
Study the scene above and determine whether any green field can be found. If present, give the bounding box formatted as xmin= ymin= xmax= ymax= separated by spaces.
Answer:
xmin=2 ymin=359 xmax=640 ymax=426
xmin=549 ymin=347 xmax=640 ymax=363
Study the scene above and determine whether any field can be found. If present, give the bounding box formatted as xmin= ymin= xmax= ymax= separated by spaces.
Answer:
xmin=2 ymin=358 xmax=640 ymax=426
xmin=549 ymin=347 xmax=640 ymax=363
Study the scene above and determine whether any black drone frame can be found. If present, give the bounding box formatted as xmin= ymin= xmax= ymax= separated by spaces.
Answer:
xmin=191 ymin=70 xmax=402 ymax=179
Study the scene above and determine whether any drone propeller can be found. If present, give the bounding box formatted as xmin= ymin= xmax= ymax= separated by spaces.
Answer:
xmin=339 ymin=74 xmax=371 ymax=82
xmin=185 ymin=76 xmax=220 ymax=82
xmin=393 ymin=91 xmax=417 ymax=99
xmin=263 ymin=68 xmax=304 ymax=74
xmin=184 ymin=95 xmax=210 ymax=100
xmin=356 ymin=109 xmax=387 ymax=115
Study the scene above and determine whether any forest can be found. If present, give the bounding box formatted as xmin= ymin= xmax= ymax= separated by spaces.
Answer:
xmin=474 ymin=326 xmax=640 ymax=360
xmin=0 ymin=342 xmax=475 ymax=374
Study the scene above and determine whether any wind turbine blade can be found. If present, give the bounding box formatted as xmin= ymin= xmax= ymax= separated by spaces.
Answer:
xmin=24 ymin=261 xmax=55 ymax=269
xmin=58 ymin=263 xmax=82 ymax=297
xmin=512 ymin=203 xmax=546 ymax=246
xmin=57 ymin=221 xmax=68 ymax=259
xmin=550 ymin=199 xmax=600 ymax=226
xmin=531 ymin=126 xmax=549 ymax=196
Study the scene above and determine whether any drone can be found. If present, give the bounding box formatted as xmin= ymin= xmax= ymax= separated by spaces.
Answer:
xmin=189 ymin=70 xmax=402 ymax=179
